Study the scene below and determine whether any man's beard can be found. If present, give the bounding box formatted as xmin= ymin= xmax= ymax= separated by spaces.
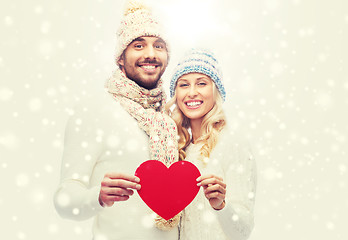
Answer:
xmin=124 ymin=59 xmax=164 ymax=90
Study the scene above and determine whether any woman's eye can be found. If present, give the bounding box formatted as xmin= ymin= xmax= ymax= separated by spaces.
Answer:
xmin=179 ymin=83 xmax=189 ymax=87
xmin=198 ymin=82 xmax=207 ymax=86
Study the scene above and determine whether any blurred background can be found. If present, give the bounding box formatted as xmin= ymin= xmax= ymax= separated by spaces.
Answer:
xmin=0 ymin=0 xmax=347 ymax=239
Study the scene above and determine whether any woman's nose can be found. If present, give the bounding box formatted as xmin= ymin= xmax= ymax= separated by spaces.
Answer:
xmin=188 ymin=85 xmax=198 ymax=97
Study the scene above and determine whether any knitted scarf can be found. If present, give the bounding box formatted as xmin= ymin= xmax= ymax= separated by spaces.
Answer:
xmin=105 ymin=69 xmax=180 ymax=229
xmin=105 ymin=68 xmax=178 ymax=166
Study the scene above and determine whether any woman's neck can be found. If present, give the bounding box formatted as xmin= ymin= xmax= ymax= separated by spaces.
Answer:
xmin=190 ymin=118 xmax=203 ymax=144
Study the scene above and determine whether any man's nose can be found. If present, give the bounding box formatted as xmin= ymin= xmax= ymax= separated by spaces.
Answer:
xmin=143 ymin=46 xmax=156 ymax=59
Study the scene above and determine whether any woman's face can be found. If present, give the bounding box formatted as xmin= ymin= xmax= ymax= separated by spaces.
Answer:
xmin=175 ymin=73 xmax=215 ymax=122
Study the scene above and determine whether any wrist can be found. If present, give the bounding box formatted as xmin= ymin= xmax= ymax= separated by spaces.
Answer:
xmin=213 ymin=200 xmax=225 ymax=211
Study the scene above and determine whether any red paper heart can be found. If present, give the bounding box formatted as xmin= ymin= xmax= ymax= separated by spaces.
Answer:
xmin=135 ymin=160 xmax=201 ymax=220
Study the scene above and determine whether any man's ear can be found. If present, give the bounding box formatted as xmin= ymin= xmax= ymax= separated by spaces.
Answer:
xmin=118 ymin=54 xmax=124 ymax=67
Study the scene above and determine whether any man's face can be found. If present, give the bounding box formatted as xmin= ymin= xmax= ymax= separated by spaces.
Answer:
xmin=118 ymin=36 xmax=168 ymax=90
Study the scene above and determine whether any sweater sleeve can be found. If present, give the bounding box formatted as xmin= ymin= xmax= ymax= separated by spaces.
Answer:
xmin=53 ymin=101 xmax=105 ymax=221
xmin=214 ymin=131 xmax=257 ymax=240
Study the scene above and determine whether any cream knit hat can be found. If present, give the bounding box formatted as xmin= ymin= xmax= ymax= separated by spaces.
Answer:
xmin=115 ymin=0 xmax=168 ymax=63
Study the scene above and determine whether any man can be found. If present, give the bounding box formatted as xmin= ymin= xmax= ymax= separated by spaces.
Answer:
xmin=54 ymin=2 xmax=179 ymax=239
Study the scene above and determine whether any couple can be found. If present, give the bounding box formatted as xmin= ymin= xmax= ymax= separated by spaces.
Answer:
xmin=54 ymin=1 xmax=256 ymax=240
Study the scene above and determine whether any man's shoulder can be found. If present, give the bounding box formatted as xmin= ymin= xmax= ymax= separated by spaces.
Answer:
xmin=69 ymin=90 xmax=131 ymax=128
xmin=77 ymin=90 xmax=125 ymax=112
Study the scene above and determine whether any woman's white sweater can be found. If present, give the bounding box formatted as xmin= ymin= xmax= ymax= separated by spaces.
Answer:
xmin=180 ymin=127 xmax=257 ymax=240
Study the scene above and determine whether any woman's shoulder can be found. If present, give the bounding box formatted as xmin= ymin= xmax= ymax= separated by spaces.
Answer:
xmin=212 ymin=124 xmax=254 ymax=165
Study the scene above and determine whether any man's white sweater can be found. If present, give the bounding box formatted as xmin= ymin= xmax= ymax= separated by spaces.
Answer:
xmin=54 ymin=91 xmax=178 ymax=240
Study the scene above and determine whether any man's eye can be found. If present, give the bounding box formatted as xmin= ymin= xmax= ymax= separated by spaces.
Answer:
xmin=155 ymin=44 xmax=165 ymax=49
xmin=134 ymin=44 xmax=143 ymax=48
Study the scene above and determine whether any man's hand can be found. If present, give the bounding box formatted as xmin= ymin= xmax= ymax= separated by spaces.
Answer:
xmin=197 ymin=174 xmax=226 ymax=210
xmin=99 ymin=173 xmax=141 ymax=207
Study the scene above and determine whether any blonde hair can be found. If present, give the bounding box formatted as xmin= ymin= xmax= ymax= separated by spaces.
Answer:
xmin=165 ymin=85 xmax=226 ymax=162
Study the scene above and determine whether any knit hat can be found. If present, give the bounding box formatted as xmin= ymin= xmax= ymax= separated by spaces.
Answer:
xmin=115 ymin=0 xmax=168 ymax=63
xmin=170 ymin=48 xmax=226 ymax=101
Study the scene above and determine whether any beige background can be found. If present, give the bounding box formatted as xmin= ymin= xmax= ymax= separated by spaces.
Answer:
xmin=0 ymin=0 xmax=347 ymax=239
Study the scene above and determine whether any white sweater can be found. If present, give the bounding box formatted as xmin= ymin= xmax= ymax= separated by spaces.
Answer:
xmin=54 ymin=91 xmax=178 ymax=240
xmin=180 ymin=127 xmax=257 ymax=240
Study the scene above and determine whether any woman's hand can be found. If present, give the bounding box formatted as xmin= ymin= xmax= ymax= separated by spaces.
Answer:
xmin=197 ymin=174 xmax=226 ymax=210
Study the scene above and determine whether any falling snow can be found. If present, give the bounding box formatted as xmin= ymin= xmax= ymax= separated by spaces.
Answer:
xmin=0 ymin=88 xmax=13 ymax=101
xmin=55 ymin=192 xmax=71 ymax=208
xmin=106 ymin=135 xmax=120 ymax=148
xmin=15 ymin=174 xmax=30 ymax=187
xmin=141 ymin=213 xmax=156 ymax=228
xmin=28 ymin=98 xmax=43 ymax=111
xmin=1 ymin=0 xmax=347 ymax=240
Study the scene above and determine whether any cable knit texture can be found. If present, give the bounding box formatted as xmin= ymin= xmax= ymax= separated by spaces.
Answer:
xmin=105 ymin=69 xmax=180 ymax=229
xmin=115 ymin=0 xmax=169 ymax=62
xmin=54 ymin=89 xmax=179 ymax=239
xmin=180 ymin=126 xmax=257 ymax=240
xmin=105 ymin=68 xmax=178 ymax=166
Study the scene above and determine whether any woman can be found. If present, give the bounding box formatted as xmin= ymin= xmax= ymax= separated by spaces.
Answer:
xmin=166 ymin=49 xmax=257 ymax=240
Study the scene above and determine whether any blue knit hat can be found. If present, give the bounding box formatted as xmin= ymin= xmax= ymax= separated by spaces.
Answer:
xmin=170 ymin=48 xmax=226 ymax=101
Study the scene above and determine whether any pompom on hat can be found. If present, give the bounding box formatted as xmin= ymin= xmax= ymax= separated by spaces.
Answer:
xmin=170 ymin=48 xmax=226 ymax=101
xmin=115 ymin=0 xmax=169 ymax=63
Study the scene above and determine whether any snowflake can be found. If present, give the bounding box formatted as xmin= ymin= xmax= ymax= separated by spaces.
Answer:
xmin=16 ymin=174 xmax=30 ymax=187
xmin=41 ymin=21 xmax=51 ymax=34
xmin=85 ymin=154 xmax=92 ymax=161
xmin=107 ymin=135 xmax=120 ymax=148
xmin=232 ymin=214 xmax=239 ymax=222
xmin=81 ymin=141 xmax=88 ymax=148
xmin=0 ymin=88 xmax=13 ymax=101
xmin=28 ymin=98 xmax=43 ymax=111
xmin=72 ymin=208 xmax=80 ymax=215
xmin=0 ymin=133 xmax=18 ymax=149
xmin=17 ymin=232 xmax=26 ymax=239
xmin=48 ymin=224 xmax=58 ymax=234
xmin=4 ymin=16 xmax=13 ymax=26
xmin=44 ymin=165 xmax=53 ymax=173
xmin=141 ymin=213 xmax=155 ymax=228
xmin=55 ymin=192 xmax=70 ymax=207
xmin=31 ymin=189 xmax=45 ymax=204
xmin=338 ymin=164 xmax=346 ymax=174
xmin=75 ymin=118 xmax=82 ymax=125
xmin=34 ymin=5 xmax=43 ymax=14
xmin=248 ymin=192 xmax=255 ymax=199
xmin=326 ymin=222 xmax=335 ymax=230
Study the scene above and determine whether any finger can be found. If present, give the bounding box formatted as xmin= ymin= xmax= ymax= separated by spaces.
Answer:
xmin=197 ymin=174 xmax=223 ymax=182
xmin=205 ymin=191 xmax=225 ymax=200
xmin=102 ymin=187 xmax=134 ymax=196
xmin=102 ymin=179 xmax=141 ymax=190
xmin=204 ymin=184 xmax=226 ymax=194
xmin=104 ymin=195 xmax=130 ymax=202
xmin=105 ymin=173 xmax=140 ymax=183
xmin=199 ymin=178 xmax=226 ymax=188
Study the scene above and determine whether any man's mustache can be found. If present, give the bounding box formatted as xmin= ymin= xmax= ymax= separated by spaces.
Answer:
xmin=137 ymin=59 xmax=162 ymax=66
